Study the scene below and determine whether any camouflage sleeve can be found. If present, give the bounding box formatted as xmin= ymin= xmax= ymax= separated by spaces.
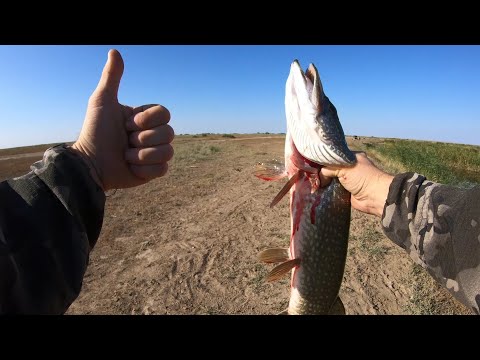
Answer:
xmin=381 ymin=172 xmax=480 ymax=314
xmin=0 ymin=144 xmax=105 ymax=314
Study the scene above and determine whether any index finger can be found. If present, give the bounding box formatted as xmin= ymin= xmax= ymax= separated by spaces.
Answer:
xmin=126 ymin=104 xmax=171 ymax=131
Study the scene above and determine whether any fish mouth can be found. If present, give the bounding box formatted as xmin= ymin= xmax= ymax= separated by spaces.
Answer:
xmin=285 ymin=60 xmax=356 ymax=166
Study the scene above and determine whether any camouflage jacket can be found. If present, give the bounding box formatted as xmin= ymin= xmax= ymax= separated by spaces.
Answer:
xmin=0 ymin=144 xmax=105 ymax=314
xmin=382 ymin=172 xmax=480 ymax=314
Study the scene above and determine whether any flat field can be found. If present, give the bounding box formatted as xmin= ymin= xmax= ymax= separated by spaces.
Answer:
xmin=1 ymin=134 xmax=477 ymax=314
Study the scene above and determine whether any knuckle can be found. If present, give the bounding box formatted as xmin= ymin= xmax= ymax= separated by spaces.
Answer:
xmin=159 ymin=105 xmax=171 ymax=122
xmin=164 ymin=144 xmax=174 ymax=161
xmin=159 ymin=163 xmax=169 ymax=176
xmin=164 ymin=125 xmax=175 ymax=142
xmin=136 ymin=113 xmax=148 ymax=129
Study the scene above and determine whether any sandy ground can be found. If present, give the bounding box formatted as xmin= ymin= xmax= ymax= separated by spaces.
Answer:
xmin=0 ymin=135 xmax=473 ymax=315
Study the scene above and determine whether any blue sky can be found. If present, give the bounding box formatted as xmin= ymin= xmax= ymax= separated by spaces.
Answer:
xmin=0 ymin=45 xmax=479 ymax=148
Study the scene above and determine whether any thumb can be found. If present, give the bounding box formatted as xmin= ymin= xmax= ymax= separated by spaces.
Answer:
xmin=95 ymin=49 xmax=124 ymax=98
xmin=320 ymin=166 xmax=343 ymax=178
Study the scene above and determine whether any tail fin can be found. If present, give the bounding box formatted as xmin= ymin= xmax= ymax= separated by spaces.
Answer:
xmin=328 ymin=297 xmax=346 ymax=315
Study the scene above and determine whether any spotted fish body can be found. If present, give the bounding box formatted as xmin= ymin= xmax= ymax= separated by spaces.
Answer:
xmin=286 ymin=142 xmax=352 ymax=314
xmin=256 ymin=60 xmax=356 ymax=315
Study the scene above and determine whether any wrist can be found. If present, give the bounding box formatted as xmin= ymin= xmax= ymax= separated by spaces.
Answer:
xmin=369 ymin=172 xmax=394 ymax=217
xmin=70 ymin=142 xmax=105 ymax=191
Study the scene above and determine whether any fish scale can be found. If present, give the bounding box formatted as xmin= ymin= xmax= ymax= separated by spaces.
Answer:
xmin=255 ymin=60 xmax=356 ymax=315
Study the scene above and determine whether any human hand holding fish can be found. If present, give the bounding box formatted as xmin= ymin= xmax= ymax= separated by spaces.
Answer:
xmin=320 ymin=152 xmax=394 ymax=217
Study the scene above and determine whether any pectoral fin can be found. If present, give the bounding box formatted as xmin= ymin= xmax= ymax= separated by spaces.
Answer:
xmin=270 ymin=171 xmax=302 ymax=208
xmin=257 ymin=248 xmax=290 ymax=263
xmin=266 ymin=258 xmax=301 ymax=282
xmin=254 ymin=160 xmax=287 ymax=181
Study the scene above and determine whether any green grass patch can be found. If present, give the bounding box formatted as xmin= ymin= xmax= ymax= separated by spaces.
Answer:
xmin=361 ymin=140 xmax=480 ymax=186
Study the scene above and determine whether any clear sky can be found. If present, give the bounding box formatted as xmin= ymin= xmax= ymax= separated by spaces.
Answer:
xmin=0 ymin=45 xmax=479 ymax=149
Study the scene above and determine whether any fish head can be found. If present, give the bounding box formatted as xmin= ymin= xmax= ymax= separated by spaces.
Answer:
xmin=285 ymin=59 xmax=356 ymax=167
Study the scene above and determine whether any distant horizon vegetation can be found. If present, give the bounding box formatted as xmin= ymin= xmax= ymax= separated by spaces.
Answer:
xmin=1 ymin=132 xmax=479 ymax=151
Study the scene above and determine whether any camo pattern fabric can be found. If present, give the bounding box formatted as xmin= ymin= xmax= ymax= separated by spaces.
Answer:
xmin=382 ymin=172 xmax=480 ymax=314
xmin=0 ymin=144 xmax=105 ymax=314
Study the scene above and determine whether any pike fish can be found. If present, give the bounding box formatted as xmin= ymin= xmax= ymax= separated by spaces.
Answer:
xmin=255 ymin=60 xmax=356 ymax=315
